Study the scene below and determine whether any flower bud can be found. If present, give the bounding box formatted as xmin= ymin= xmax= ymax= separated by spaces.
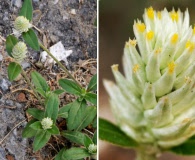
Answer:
xmin=41 ymin=117 xmax=53 ymax=130
xmin=88 ymin=144 xmax=97 ymax=154
xmin=12 ymin=42 xmax=27 ymax=63
xmin=104 ymin=7 xmax=195 ymax=156
xmin=14 ymin=16 xmax=32 ymax=33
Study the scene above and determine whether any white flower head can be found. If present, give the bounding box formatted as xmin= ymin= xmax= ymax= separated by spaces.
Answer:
xmin=12 ymin=42 xmax=27 ymax=63
xmin=14 ymin=16 xmax=32 ymax=33
xmin=104 ymin=7 xmax=195 ymax=152
xmin=41 ymin=117 xmax=53 ymax=130
xmin=88 ymin=144 xmax=97 ymax=154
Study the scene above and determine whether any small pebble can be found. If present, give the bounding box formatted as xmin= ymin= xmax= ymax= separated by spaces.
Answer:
xmin=70 ymin=9 xmax=76 ymax=15
xmin=13 ymin=0 xmax=22 ymax=8
xmin=0 ymin=79 xmax=11 ymax=93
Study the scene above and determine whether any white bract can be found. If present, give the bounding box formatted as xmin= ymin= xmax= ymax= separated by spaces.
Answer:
xmin=14 ymin=16 xmax=32 ymax=33
xmin=12 ymin=42 xmax=27 ymax=63
xmin=41 ymin=117 xmax=53 ymax=130
xmin=104 ymin=7 xmax=195 ymax=159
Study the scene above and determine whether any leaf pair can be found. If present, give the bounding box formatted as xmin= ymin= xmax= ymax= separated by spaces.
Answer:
xmin=55 ymin=131 xmax=97 ymax=160
xmin=60 ymin=100 xmax=96 ymax=131
xmin=59 ymin=74 xmax=97 ymax=105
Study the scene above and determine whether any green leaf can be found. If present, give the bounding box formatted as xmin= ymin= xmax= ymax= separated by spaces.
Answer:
xmin=62 ymin=148 xmax=91 ymax=160
xmin=76 ymin=106 xmax=97 ymax=131
xmin=45 ymin=93 xmax=59 ymax=121
xmin=99 ymin=118 xmax=139 ymax=148
xmin=53 ymin=89 xmax=64 ymax=95
xmin=7 ymin=62 xmax=22 ymax=81
xmin=6 ymin=35 xmax=18 ymax=57
xmin=27 ymin=108 xmax=44 ymax=121
xmin=55 ymin=148 xmax=65 ymax=160
xmin=84 ymin=92 xmax=97 ymax=105
xmin=67 ymin=100 xmax=97 ymax=131
xmin=58 ymin=102 xmax=72 ymax=118
xmin=22 ymin=119 xmax=37 ymax=138
xmin=59 ymin=79 xmax=82 ymax=96
xmin=47 ymin=125 xmax=60 ymax=135
xmin=171 ymin=136 xmax=195 ymax=155
xmin=31 ymin=71 xmax=49 ymax=92
xmin=93 ymin=131 xmax=97 ymax=145
xmin=92 ymin=116 xmax=97 ymax=128
xmin=19 ymin=0 xmax=33 ymax=21
xmin=22 ymin=29 xmax=40 ymax=51
xmin=30 ymin=121 xmax=42 ymax=130
xmin=87 ymin=74 xmax=97 ymax=91
xmin=83 ymin=135 xmax=93 ymax=148
xmin=33 ymin=130 xmax=51 ymax=151
xmin=62 ymin=131 xmax=89 ymax=146
xmin=36 ymin=88 xmax=46 ymax=98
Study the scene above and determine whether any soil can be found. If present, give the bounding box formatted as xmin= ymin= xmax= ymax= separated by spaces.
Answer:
xmin=0 ymin=0 xmax=97 ymax=160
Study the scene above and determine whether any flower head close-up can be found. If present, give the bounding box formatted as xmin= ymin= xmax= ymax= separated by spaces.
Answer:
xmin=104 ymin=7 xmax=195 ymax=160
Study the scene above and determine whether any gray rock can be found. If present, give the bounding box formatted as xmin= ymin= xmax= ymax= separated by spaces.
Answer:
xmin=12 ymin=0 xmax=22 ymax=8
xmin=0 ymin=147 xmax=6 ymax=160
xmin=21 ymin=61 xmax=31 ymax=69
xmin=5 ymin=128 xmax=27 ymax=160
xmin=15 ymin=102 xmax=23 ymax=109
xmin=0 ymin=54 xmax=3 ymax=61
xmin=5 ymin=100 xmax=14 ymax=106
xmin=0 ymin=79 xmax=11 ymax=93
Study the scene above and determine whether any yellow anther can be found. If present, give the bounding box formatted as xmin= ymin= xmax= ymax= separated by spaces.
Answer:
xmin=185 ymin=41 xmax=195 ymax=52
xmin=133 ymin=64 xmax=140 ymax=73
xmin=155 ymin=48 xmax=162 ymax=55
xmin=125 ymin=39 xmax=137 ymax=47
xmin=171 ymin=33 xmax=179 ymax=44
xmin=136 ymin=23 xmax=146 ymax=33
xmin=193 ymin=26 xmax=195 ymax=35
xmin=168 ymin=61 xmax=176 ymax=74
xmin=146 ymin=31 xmax=154 ymax=40
xmin=111 ymin=64 xmax=119 ymax=71
xmin=157 ymin=11 xmax=161 ymax=19
xmin=147 ymin=7 xmax=154 ymax=19
xmin=170 ymin=11 xmax=179 ymax=21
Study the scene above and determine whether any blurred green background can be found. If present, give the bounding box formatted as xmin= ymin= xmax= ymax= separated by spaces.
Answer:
xmin=99 ymin=0 xmax=195 ymax=160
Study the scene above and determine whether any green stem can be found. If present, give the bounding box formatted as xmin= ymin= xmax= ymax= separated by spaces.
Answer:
xmin=21 ymin=69 xmax=43 ymax=104
xmin=39 ymin=42 xmax=82 ymax=88
xmin=135 ymin=151 xmax=157 ymax=160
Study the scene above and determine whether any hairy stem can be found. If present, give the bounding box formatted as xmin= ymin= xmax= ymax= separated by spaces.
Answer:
xmin=39 ymin=42 xmax=82 ymax=87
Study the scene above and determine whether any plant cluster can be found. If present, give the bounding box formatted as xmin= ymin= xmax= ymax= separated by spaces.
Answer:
xmin=5 ymin=0 xmax=97 ymax=159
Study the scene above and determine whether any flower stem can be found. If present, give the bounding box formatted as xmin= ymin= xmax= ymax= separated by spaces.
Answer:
xmin=39 ymin=42 xmax=82 ymax=88
xmin=135 ymin=150 xmax=157 ymax=160
xmin=21 ymin=68 xmax=42 ymax=104
xmin=136 ymin=150 xmax=157 ymax=160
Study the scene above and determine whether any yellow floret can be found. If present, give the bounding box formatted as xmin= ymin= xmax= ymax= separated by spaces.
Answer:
xmin=125 ymin=39 xmax=137 ymax=47
xmin=185 ymin=41 xmax=195 ymax=52
xmin=133 ymin=64 xmax=140 ymax=73
xmin=147 ymin=7 xmax=154 ymax=19
xmin=170 ymin=11 xmax=179 ymax=21
xmin=136 ymin=23 xmax=146 ymax=33
xmin=111 ymin=64 xmax=119 ymax=71
xmin=146 ymin=31 xmax=154 ymax=40
xmin=168 ymin=62 xmax=176 ymax=74
xmin=171 ymin=33 xmax=179 ymax=44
